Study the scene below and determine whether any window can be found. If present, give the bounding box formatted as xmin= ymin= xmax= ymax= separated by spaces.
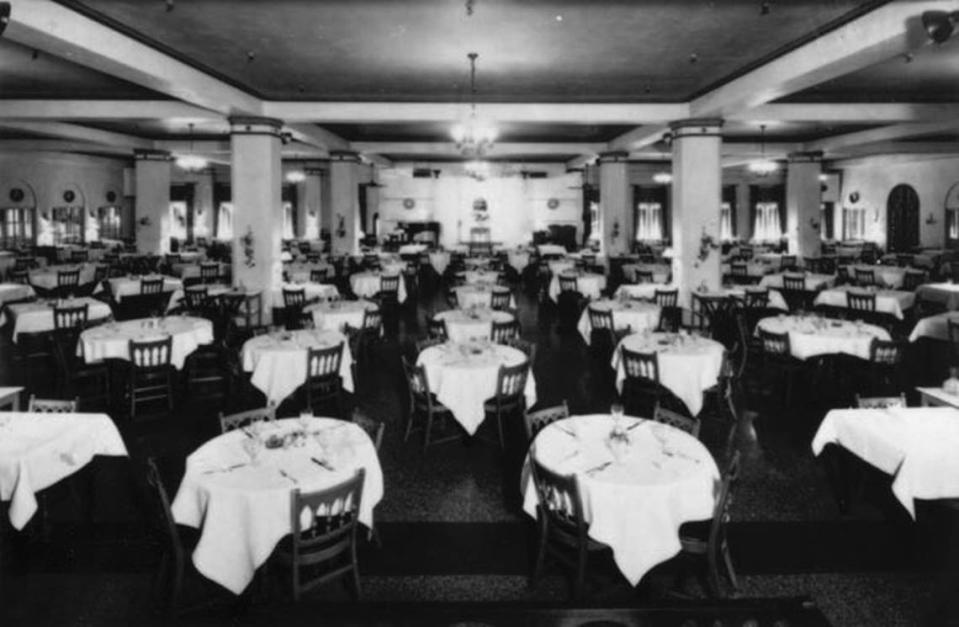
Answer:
xmin=720 ymin=202 xmax=733 ymax=241
xmin=0 ymin=208 xmax=34 ymax=249
xmin=217 ymin=203 xmax=233 ymax=240
xmin=283 ymin=201 xmax=295 ymax=240
xmin=843 ymin=207 xmax=867 ymax=240
xmin=948 ymin=208 xmax=959 ymax=242
xmin=51 ymin=206 xmax=84 ymax=245
xmin=752 ymin=202 xmax=781 ymax=242
xmin=98 ymin=206 xmax=121 ymax=240
xmin=634 ymin=202 xmax=662 ymax=241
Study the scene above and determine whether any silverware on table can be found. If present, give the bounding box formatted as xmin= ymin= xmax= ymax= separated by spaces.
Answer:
xmin=311 ymin=456 xmax=334 ymax=471
xmin=278 ymin=469 xmax=298 ymax=484
xmin=586 ymin=461 xmax=612 ymax=476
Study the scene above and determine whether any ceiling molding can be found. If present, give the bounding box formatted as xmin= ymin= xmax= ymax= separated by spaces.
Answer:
xmin=804 ymin=121 xmax=959 ymax=152
xmin=731 ymin=103 xmax=959 ymax=123
xmin=0 ymin=100 xmax=223 ymax=121
xmin=0 ymin=120 xmax=152 ymax=150
xmin=0 ymin=139 xmax=135 ymax=158
xmin=350 ymin=142 xmax=608 ymax=157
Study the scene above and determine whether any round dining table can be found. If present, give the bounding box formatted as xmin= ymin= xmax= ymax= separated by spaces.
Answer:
xmin=453 ymin=284 xmax=514 ymax=309
xmin=349 ymin=272 xmax=408 ymax=302
xmin=241 ymin=328 xmax=355 ymax=406
xmin=170 ymin=416 xmax=384 ymax=595
xmin=459 ymin=270 xmax=499 ymax=285
xmin=434 ymin=308 xmax=516 ymax=343
xmin=611 ymin=331 xmax=725 ymax=416
xmin=79 ymin=315 xmax=213 ymax=370
xmin=521 ymin=413 xmax=719 ymax=586
xmin=107 ymin=275 xmax=183 ymax=301
xmin=576 ymin=299 xmax=661 ymax=344
xmin=29 ymin=263 xmax=100 ymax=290
xmin=416 ymin=341 xmax=536 ymax=435
xmin=304 ymin=299 xmax=379 ymax=332
xmin=7 ymin=297 xmax=112 ymax=343
xmin=549 ymin=271 xmax=607 ymax=302
xmin=755 ymin=314 xmax=890 ymax=361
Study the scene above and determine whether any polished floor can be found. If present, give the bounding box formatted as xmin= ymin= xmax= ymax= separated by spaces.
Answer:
xmin=2 ymin=275 xmax=957 ymax=626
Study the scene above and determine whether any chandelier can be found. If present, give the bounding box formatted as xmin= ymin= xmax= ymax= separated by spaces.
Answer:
xmin=175 ymin=123 xmax=208 ymax=172
xmin=748 ymin=124 xmax=778 ymax=176
xmin=450 ymin=52 xmax=497 ymax=157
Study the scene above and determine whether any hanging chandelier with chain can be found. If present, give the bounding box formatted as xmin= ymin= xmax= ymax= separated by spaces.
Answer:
xmin=175 ymin=122 xmax=208 ymax=172
xmin=450 ymin=52 xmax=497 ymax=157
xmin=748 ymin=124 xmax=778 ymax=176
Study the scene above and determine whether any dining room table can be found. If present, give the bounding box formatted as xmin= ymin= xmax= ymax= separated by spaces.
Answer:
xmin=349 ymin=272 xmax=408 ymax=302
xmin=416 ymin=340 xmax=536 ymax=435
xmin=621 ymin=263 xmax=671 ymax=284
xmin=812 ymin=406 xmax=959 ymax=518
xmin=283 ymin=261 xmax=334 ymax=283
xmin=79 ymin=315 xmax=214 ymax=370
xmin=611 ymin=331 xmax=725 ymax=416
xmin=452 ymin=284 xmax=515 ymax=309
xmin=0 ymin=410 xmax=127 ymax=530
xmin=755 ymin=314 xmax=890 ymax=361
xmin=614 ymin=283 xmax=681 ymax=302
xmin=813 ymin=285 xmax=915 ymax=320
xmin=909 ymin=311 xmax=959 ymax=342
xmin=241 ymin=328 xmax=355 ymax=406
xmin=170 ymin=415 xmax=383 ymax=594
xmin=0 ymin=282 xmax=36 ymax=311
xmin=107 ymin=275 xmax=183 ymax=301
xmin=274 ymin=281 xmax=341 ymax=305
xmin=916 ymin=282 xmax=959 ymax=311
xmin=434 ymin=307 xmax=516 ymax=343
xmin=537 ymin=244 xmax=568 ymax=257
xmin=759 ymin=272 xmax=835 ymax=292
xmin=28 ymin=263 xmax=101 ymax=290
xmin=521 ymin=413 xmax=719 ymax=586
xmin=840 ymin=264 xmax=910 ymax=289
xmin=303 ymin=299 xmax=379 ymax=332
xmin=576 ymin=299 xmax=662 ymax=344
xmin=548 ymin=271 xmax=607 ymax=302
xmin=6 ymin=297 xmax=112 ymax=343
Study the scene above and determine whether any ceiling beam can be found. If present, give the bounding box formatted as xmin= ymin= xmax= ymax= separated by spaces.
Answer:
xmin=351 ymin=142 xmax=608 ymax=157
xmin=358 ymin=153 xmax=393 ymax=168
xmin=804 ymin=121 xmax=959 ymax=152
xmin=690 ymin=1 xmax=956 ymax=118
xmin=0 ymin=100 xmax=223 ymax=121
xmin=284 ymin=123 xmax=350 ymax=152
xmin=827 ymin=141 xmax=959 ymax=159
xmin=0 ymin=139 xmax=135 ymax=157
xmin=608 ymin=124 xmax=670 ymax=152
xmin=731 ymin=103 xmax=959 ymax=124
xmin=4 ymin=0 xmax=261 ymax=116
xmin=0 ymin=120 xmax=152 ymax=150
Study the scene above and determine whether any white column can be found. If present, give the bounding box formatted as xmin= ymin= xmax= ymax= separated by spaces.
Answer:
xmin=330 ymin=151 xmax=361 ymax=255
xmin=193 ymin=168 xmax=214 ymax=241
xmin=670 ymin=118 xmax=723 ymax=306
xmin=598 ymin=151 xmax=631 ymax=256
xmin=786 ymin=151 xmax=823 ymax=259
xmin=133 ymin=149 xmax=172 ymax=254
xmin=230 ymin=116 xmax=284 ymax=318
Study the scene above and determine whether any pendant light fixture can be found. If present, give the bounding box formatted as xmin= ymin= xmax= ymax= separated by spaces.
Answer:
xmin=450 ymin=52 xmax=497 ymax=157
xmin=175 ymin=123 xmax=208 ymax=172
xmin=748 ymin=124 xmax=778 ymax=176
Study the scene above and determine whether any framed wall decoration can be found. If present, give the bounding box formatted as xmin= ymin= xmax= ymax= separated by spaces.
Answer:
xmin=547 ymin=198 xmax=560 ymax=210
xmin=402 ymin=198 xmax=415 ymax=210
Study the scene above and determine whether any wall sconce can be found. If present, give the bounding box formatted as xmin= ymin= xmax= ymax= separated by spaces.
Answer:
xmin=926 ymin=212 xmax=938 ymax=225
xmin=611 ymin=220 xmax=620 ymax=240
xmin=809 ymin=217 xmax=821 ymax=231
xmin=336 ymin=213 xmax=346 ymax=238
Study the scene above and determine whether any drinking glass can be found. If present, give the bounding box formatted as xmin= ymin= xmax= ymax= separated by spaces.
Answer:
xmin=610 ymin=403 xmax=625 ymax=432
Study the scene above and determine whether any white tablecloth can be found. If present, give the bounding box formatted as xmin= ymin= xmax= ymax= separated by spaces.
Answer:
xmin=812 ymin=407 xmax=959 ymax=517
xmin=398 ymin=243 xmax=427 ymax=256
xmin=79 ymin=316 xmax=213 ymax=369
xmin=428 ymin=252 xmax=450 ymax=274
xmin=611 ymin=332 xmax=724 ymax=416
xmin=460 ymin=270 xmax=499 ymax=285
xmin=171 ymin=417 xmax=383 ymax=594
xmin=521 ymin=414 xmax=718 ymax=585
xmin=813 ymin=286 xmax=914 ymax=320
xmin=508 ymin=251 xmax=530 ymax=272
xmin=171 ymin=262 xmax=229 ymax=280
xmin=547 ymin=260 xmax=577 ymax=275
xmin=537 ymin=244 xmax=567 ymax=257
xmin=577 ymin=300 xmax=661 ymax=344
xmin=0 ymin=283 xmax=36 ymax=328
xmin=107 ymin=275 xmax=182 ymax=301
xmin=349 ymin=272 xmax=408 ymax=303
xmin=0 ymin=411 xmax=127 ymax=530
xmin=549 ymin=273 xmax=607 ymax=302
xmin=721 ymin=261 xmax=776 ymax=277
xmin=841 ymin=265 xmax=909 ymax=289
xmin=8 ymin=298 xmax=112 ymax=343
xmin=29 ymin=264 xmax=100 ymax=290
xmin=435 ymin=308 xmax=515 ymax=343
xmin=755 ymin=315 xmax=889 ymax=361
xmin=759 ymin=272 xmax=835 ymax=291
xmin=702 ymin=287 xmax=788 ymax=311
xmin=273 ymin=282 xmax=340 ymax=305
xmin=241 ymin=329 xmax=354 ymax=406
xmin=304 ymin=299 xmax=378 ymax=332
xmin=622 ymin=263 xmax=671 ymax=284
xmin=614 ymin=283 xmax=680 ymax=301
xmin=417 ymin=342 xmax=536 ymax=435
xmin=452 ymin=285 xmax=515 ymax=309
xmin=909 ymin=312 xmax=959 ymax=342
xmin=916 ymin=283 xmax=959 ymax=311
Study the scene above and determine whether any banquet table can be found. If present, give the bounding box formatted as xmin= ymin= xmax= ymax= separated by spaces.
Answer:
xmin=537 ymin=244 xmax=568 ymax=257
xmin=349 ymin=272 xmax=408 ymax=303
xmin=611 ymin=332 xmax=724 ymax=416
xmin=759 ymin=272 xmax=835 ymax=292
xmin=107 ymin=275 xmax=183 ymax=301
xmin=548 ymin=272 xmax=607 ymax=302
xmin=79 ymin=316 xmax=213 ymax=370
xmin=453 ymin=284 xmax=515 ymax=309
xmin=0 ymin=282 xmax=35 ymax=309
xmin=755 ymin=314 xmax=889 ymax=361
xmin=916 ymin=283 xmax=959 ymax=311
xmin=576 ymin=299 xmax=661 ymax=344
xmin=7 ymin=297 xmax=112 ymax=342
xmin=274 ymin=281 xmax=340 ymax=304
xmin=813 ymin=285 xmax=914 ymax=320
xmin=434 ymin=308 xmax=515 ymax=343
xmin=29 ymin=263 xmax=100 ymax=290
xmin=521 ymin=413 xmax=719 ymax=585
xmin=241 ymin=329 xmax=354 ymax=406
xmin=170 ymin=416 xmax=383 ymax=594
xmin=841 ymin=264 xmax=909 ymax=289
xmin=304 ymin=299 xmax=378 ymax=332
xmin=614 ymin=283 xmax=680 ymax=302
xmin=621 ymin=263 xmax=671 ymax=284
xmin=0 ymin=410 xmax=127 ymax=530
xmin=908 ymin=311 xmax=959 ymax=342
xmin=812 ymin=406 xmax=959 ymax=517
xmin=416 ymin=341 xmax=536 ymax=435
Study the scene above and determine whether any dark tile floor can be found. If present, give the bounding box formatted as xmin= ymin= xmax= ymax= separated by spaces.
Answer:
xmin=2 ymin=279 xmax=958 ymax=626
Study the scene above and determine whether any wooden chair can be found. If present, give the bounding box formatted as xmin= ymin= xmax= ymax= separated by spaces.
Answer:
xmin=782 ymin=274 xmax=806 ymax=292
xmin=854 ymin=268 xmax=876 ymax=286
xmin=199 ymin=262 xmax=220 ymax=284
xmin=182 ymin=285 xmax=210 ymax=313
xmin=427 ymin=317 xmax=448 ymax=341
xmin=304 ymin=343 xmax=344 ymax=417
xmin=53 ymin=302 xmax=89 ymax=331
xmin=27 ymin=395 xmax=78 ymax=413
xmin=524 ymin=401 xmax=569 ymax=442
xmin=529 ymin=458 xmax=609 ymax=600
xmin=866 ymin=338 xmax=906 ymax=395
xmin=635 ymin=269 xmax=655 ymax=284
xmin=490 ymin=289 xmax=512 ymax=310
xmin=490 ymin=319 xmax=519 ymax=343
xmin=56 ymin=268 xmax=81 ymax=297
xmin=678 ymin=451 xmax=741 ymax=598
xmin=757 ymin=328 xmax=801 ymax=406
xmin=846 ymin=290 xmax=877 ymax=315
xmin=742 ymin=289 xmax=769 ymax=309
xmin=140 ymin=277 xmax=165 ymax=295
xmin=901 ymin=270 xmax=927 ymax=291
xmin=219 ymin=405 xmax=276 ymax=434
xmin=184 ymin=343 xmax=236 ymax=405
xmin=51 ymin=326 xmax=110 ymax=409
xmin=482 ymin=360 xmax=531 ymax=449
xmin=274 ymin=470 xmax=366 ymax=601
xmin=127 ymin=335 xmax=175 ymax=418
xmin=352 ymin=308 xmax=382 ymax=365
xmin=855 ymin=393 xmax=907 ymax=409
xmin=351 ymin=408 xmax=385 ymax=452
xmin=654 ymin=289 xmax=680 ymax=330
xmin=652 ymin=402 xmax=701 ymax=438
xmin=558 ymin=275 xmax=579 ymax=293
xmin=780 ymin=255 xmax=798 ymax=272
xmin=504 ymin=337 xmax=537 ymax=369
xmin=283 ymin=288 xmax=307 ymax=309
xmin=729 ymin=263 xmax=750 ymax=285
xmin=401 ymin=356 xmax=458 ymax=450
xmin=310 ymin=268 xmax=330 ymax=283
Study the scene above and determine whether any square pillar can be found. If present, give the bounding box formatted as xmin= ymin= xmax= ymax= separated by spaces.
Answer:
xmin=330 ymin=151 xmax=361 ymax=255
xmin=598 ymin=151 xmax=631 ymax=256
xmin=671 ymin=119 xmax=723 ymax=306
xmin=134 ymin=149 xmax=172 ymax=254
xmin=230 ymin=116 xmax=284 ymax=317
xmin=786 ymin=151 xmax=823 ymax=259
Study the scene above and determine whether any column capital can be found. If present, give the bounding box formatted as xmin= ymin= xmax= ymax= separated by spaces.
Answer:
xmin=329 ymin=150 xmax=362 ymax=163
xmin=133 ymin=149 xmax=172 ymax=162
xmin=668 ymin=118 xmax=724 ymax=138
xmin=787 ymin=150 xmax=824 ymax=163
xmin=229 ymin=116 xmax=284 ymax=136
xmin=304 ymin=167 xmax=326 ymax=176
xmin=597 ymin=150 xmax=630 ymax=164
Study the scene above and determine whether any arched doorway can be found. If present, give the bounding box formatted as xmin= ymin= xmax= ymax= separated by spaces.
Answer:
xmin=886 ymin=184 xmax=919 ymax=252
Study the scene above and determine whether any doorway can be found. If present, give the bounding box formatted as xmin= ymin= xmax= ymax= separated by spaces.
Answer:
xmin=886 ymin=184 xmax=919 ymax=252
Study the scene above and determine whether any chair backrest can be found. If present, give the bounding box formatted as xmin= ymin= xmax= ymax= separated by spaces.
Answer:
xmin=361 ymin=309 xmax=382 ymax=333
xmin=870 ymin=338 xmax=904 ymax=365
xmin=402 ymin=355 xmax=433 ymax=405
xmin=490 ymin=290 xmax=511 ymax=310
xmin=428 ymin=317 xmax=448 ymax=340
xmin=588 ymin=306 xmax=615 ymax=331
xmin=730 ymin=263 xmax=748 ymax=277
xmin=782 ymin=274 xmax=805 ymax=292
xmin=93 ymin=264 xmax=109 ymax=282
xmin=379 ymin=275 xmax=400 ymax=293
xmin=530 ymin=457 xmax=588 ymax=546
xmin=621 ymin=347 xmax=659 ymax=382
xmin=854 ymin=268 xmax=876 ymax=286
xmin=846 ymin=290 xmax=876 ymax=312
xmin=855 ymin=394 xmax=907 ymax=409
xmin=351 ymin=409 xmax=385 ymax=452
xmin=219 ymin=405 xmax=276 ymax=434
xmin=742 ymin=289 xmax=769 ymax=308
xmin=57 ymin=268 xmax=81 ymax=287
xmin=129 ymin=335 xmax=173 ymax=368
xmin=524 ymin=401 xmax=569 ymax=441
xmin=491 ymin=319 xmax=519 ymax=343
xmin=654 ymin=289 xmax=678 ymax=308
xmin=504 ymin=337 xmax=537 ymax=367
xmin=140 ymin=277 xmax=164 ymax=295
xmin=310 ymin=268 xmax=329 ymax=283
xmin=143 ymin=457 xmax=185 ymax=568
xmin=289 ymin=469 xmax=364 ymax=569
xmin=53 ymin=302 xmax=89 ymax=331
xmin=8 ymin=268 xmax=29 ymax=284
xmin=558 ymin=275 xmax=578 ymax=293
xmin=183 ymin=285 xmax=209 ymax=309
xmin=165 ymin=253 xmax=181 ymax=265
xmin=14 ymin=255 xmax=36 ymax=270
xmin=306 ymin=342 xmax=344 ymax=379
xmin=780 ymin=255 xmax=797 ymax=271
xmin=494 ymin=360 xmax=530 ymax=400
xmin=200 ymin=262 xmax=219 ymax=282
xmin=653 ymin=403 xmax=701 ymax=438
xmin=283 ymin=288 xmax=306 ymax=307
xmin=901 ymin=270 xmax=926 ymax=291
xmin=758 ymin=327 xmax=790 ymax=356
xmin=27 ymin=395 xmax=78 ymax=413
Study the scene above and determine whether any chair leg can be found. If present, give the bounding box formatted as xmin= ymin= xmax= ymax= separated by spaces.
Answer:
xmin=721 ymin=541 xmax=738 ymax=592
xmin=530 ymin=517 xmax=548 ymax=586
xmin=423 ymin=410 xmax=433 ymax=452
xmin=496 ymin=409 xmax=505 ymax=450
xmin=350 ymin=543 xmax=362 ymax=600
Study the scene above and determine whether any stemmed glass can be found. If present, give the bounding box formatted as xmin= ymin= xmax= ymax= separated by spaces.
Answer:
xmin=610 ymin=402 xmax=625 ymax=433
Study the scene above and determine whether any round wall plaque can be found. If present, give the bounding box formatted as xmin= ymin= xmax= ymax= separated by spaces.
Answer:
xmin=848 ymin=191 xmax=860 ymax=204
xmin=547 ymin=198 xmax=560 ymax=209
xmin=402 ymin=198 xmax=415 ymax=209
xmin=106 ymin=190 xmax=117 ymax=203
xmin=9 ymin=188 xmax=24 ymax=202
xmin=63 ymin=190 xmax=75 ymax=203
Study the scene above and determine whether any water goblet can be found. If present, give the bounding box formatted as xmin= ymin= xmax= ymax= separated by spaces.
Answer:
xmin=241 ymin=437 xmax=261 ymax=465
xmin=610 ymin=402 xmax=625 ymax=433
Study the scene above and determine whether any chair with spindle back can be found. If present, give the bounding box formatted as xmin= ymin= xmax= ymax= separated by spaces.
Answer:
xmin=53 ymin=302 xmax=89 ymax=332
xmin=729 ymin=263 xmax=749 ymax=285
xmin=846 ymin=290 xmax=876 ymax=316
xmin=490 ymin=289 xmax=512 ymax=311
xmin=181 ymin=285 xmax=210 ymax=314
xmin=490 ymin=319 xmax=519 ymax=343
xmin=780 ymin=255 xmax=798 ymax=272
xmin=401 ymin=356 xmax=458 ymax=450
xmin=127 ymin=335 xmax=175 ymax=418
xmin=865 ymin=338 xmax=906 ymax=397
xmin=427 ymin=317 xmax=448 ymax=341
xmin=558 ymin=275 xmax=579 ymax=293
xmin=27 ymin=395 xmax=78 ymax=413
xmin=524 ymin=401 xmax=569 ymax=442
xmin=619 ymin=346 xmax=673 ymax=416
xmin=855 ymin=393 xmax=907 ymax=409
xmin=218 ymin=405 xmax=276 ymax=434
xmin=140 ymin=277 xmax=165 ymax=295
xmin=56 ymin=269 xmax=81 ymax=298
xmin=758 ymin=328 xmax=801 ymax=406
xmin=901 ymin=270 xmax=927 ymax=291
xmin=199 ymin=263 xmax=220 ymax=284
xmin=742 ymin=289 xmax=769 ymax=309
xmin=482 ymin=360 xmax=530 ymax=449
xmin=310 ymin=268 xmax=330 ymax=283
xmin=780 ymin=274 xmax=807 ymax=312
xmin=351 ymin=308 xmax=382 ymax=365
xmin=654 ymin=289 xmax=680 ymax=330
xmin=854 ymin=268 xmax=876 ymax=287
xmin=636 ymin=270 xmax=655 ymax=284
xmin=304 ymin=342 xmax=344 ymax=417
xmin=282 ymin=288 xmax=308 ymax=330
